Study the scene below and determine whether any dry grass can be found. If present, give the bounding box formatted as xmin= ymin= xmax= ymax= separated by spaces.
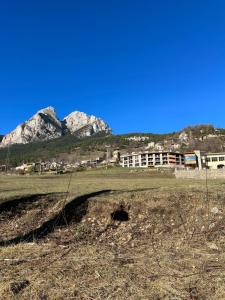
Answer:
xmin=0 ymin=167 xmax=224 ymax=200
xmin=0 ymin=168 xmax=225 ymax=299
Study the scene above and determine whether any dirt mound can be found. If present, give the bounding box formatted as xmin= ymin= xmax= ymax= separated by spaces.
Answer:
xmin=1 ymin=189 xmax=225 ymax=299
xmin=0 ymin=193 xmax=66 ymax=244
xmin=0 ymin=190 xmax=111 ymax=245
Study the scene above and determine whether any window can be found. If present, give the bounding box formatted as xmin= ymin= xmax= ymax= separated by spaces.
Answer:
xmin=212 ymin=157 xmax=218 ymax=162
xmin=206 ymin=158 xmax=211 ymax=162
xmin=219 ymin=157 xmax=225 ymax=161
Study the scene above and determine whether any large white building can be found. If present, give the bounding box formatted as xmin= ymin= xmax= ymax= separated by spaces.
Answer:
xmin=120 ymin=151 xmax=184 ymax=168
xmin=183 ymin=151 xmax=225 ymax=170
xmin=206 ymin=153 xmax=225 ymax=169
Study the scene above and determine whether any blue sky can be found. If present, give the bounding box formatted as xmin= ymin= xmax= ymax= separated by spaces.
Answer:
xmin=0 ymin=0 xmax=225 ymax=134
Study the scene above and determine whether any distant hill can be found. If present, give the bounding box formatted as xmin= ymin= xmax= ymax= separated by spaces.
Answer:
xmin=0 ymin=131 xmax=173 ymax=166
xmin=1 ymin=124 xmax=225 ymax=166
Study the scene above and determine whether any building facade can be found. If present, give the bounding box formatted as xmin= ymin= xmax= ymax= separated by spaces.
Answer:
xmin=184 ymin=150 xmax=205 ymax=170
xmin=120 ymin=151 xmax=184 ymax=168
xmin=120 ymin=149 xmax=225 ymax=170
xmin=206 ymin=153 xmax=225 ymax=169
xmin=184 ymin=151 xmax=225 ymax=170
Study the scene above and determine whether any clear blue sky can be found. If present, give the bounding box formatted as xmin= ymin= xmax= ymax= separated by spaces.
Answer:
xmin=1 ymin=0 xmax=225 ymax=134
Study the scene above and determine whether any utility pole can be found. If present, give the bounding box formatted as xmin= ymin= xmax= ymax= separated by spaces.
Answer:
xmin=39 ymin=160 xmax=42 ymax=175
xmin=105 ymin=145 xmax=111 ymax=168
xmin=74 ymin=147 xmax=81 ymax=167
xmin=5 ymin=144 xmax=10 ymax=174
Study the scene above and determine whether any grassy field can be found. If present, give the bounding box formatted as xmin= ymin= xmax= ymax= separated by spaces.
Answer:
xmin=0 ymin=167 xmax=223 ymax=200
xmin=0 ymin=168 xmax=225 ymax=299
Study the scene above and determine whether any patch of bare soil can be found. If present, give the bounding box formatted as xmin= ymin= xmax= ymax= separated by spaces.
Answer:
xmin=1 ymin=190 xmax=225 ymax=299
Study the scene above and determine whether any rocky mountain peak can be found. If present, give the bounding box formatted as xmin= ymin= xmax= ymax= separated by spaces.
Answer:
xmin=0 ymin=107 xmax=111 ymax=147
xmin=37 ymin=106 xmax=62 ymax=128
xmin=38 ymin=106 xmax=55 ymax=114
xmin=64 ymin=111 xmax=111 ymax=135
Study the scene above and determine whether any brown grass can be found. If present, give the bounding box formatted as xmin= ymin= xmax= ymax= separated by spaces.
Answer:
xmin=0 ymin=168 xmax=225 ymax=299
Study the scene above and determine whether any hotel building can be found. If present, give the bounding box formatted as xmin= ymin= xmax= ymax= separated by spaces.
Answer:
xmin=120 ymin=151 xmax=184 ymax=168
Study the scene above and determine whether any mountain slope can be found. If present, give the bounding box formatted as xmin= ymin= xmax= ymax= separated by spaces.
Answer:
xmin=0 ymin=107 xmax=111 ymax=147
xmin=1 ymin=123 xmax=225 ymax=166
xmin=1 ymin=107 xmax=62 ymax=147
xmin=0 ymin=132 xmax=168 ymax=166
xmin=64 ymin=111 xmax=110 ymax=137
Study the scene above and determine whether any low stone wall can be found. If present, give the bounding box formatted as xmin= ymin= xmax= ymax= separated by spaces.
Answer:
xmin=175 ymin=169 xmax=225 ymax=179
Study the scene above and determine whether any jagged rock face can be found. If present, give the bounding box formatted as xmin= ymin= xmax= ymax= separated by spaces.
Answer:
xmin=1 ymin=107 xmax=63 ymax=147
xmin=0 ymin=107 xmax=111 ymax=147
xmin=64 ymin=111 xmax=111 ymax=136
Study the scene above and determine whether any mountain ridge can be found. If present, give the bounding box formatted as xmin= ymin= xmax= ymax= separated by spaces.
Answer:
xmin=0 ymin=107 xmax=111 ymax=147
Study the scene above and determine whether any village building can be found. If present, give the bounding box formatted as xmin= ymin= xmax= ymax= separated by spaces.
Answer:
xmin=145 ymin=142 xmax=155 ymax=149
xmin=125 ymin=136 xmax=150 ymax=142
xmin=205 ymin=153 xmax=225 ymax=169
xmin=184 ymin=150 xmax=205 ymax=170
xmin=120 ymin=151 xmax=184 ymax=168
xmin=0 ymin=165 xmax=7 ymax=172
xmin=184 ymin=151 xmax=225 ymax=170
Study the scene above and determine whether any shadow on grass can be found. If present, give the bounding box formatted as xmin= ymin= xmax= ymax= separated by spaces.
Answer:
xmin=0 ymin=193 xmax=66 ymax=213
xmin=0 ymin=190 xmax=111 ymax=246
xmin=114 ymin=187 xmax=160 ymax=193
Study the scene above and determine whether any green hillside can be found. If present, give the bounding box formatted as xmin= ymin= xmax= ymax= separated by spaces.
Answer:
xmin=0 ymin=132 xmax=173 ymax=166
xmin=1 ymin=124 xmax=225 ymax=167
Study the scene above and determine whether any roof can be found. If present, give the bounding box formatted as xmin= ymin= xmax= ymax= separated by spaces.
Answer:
xmin=120 ymin=150 xmax=183 ymax=158
xmin=206 ymin=152 xmax=225 ymax=156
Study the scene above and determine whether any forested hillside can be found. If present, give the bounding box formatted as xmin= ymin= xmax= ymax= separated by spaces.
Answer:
xmin=1 ymin=124 xmax=225 ymax=166
xmin=0 ymin=132 xmax=173 ymax=166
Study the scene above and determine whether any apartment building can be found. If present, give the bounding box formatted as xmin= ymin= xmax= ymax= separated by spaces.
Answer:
xmin=206 ymin=153 xmax=225 ymax=169
xmin=120 ymin=151 xmax=184 ymax=168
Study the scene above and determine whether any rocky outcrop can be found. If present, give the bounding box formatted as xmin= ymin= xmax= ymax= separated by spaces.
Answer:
xmin=178 ymin=131 xmax=189 ymax=142
xmin=1 ymin=107 xmax=62 ymax=147
xmin=64 ymin=111 xmax=110 ymax=137
xmin=0 ymin=107 xmax=111 ymax=147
